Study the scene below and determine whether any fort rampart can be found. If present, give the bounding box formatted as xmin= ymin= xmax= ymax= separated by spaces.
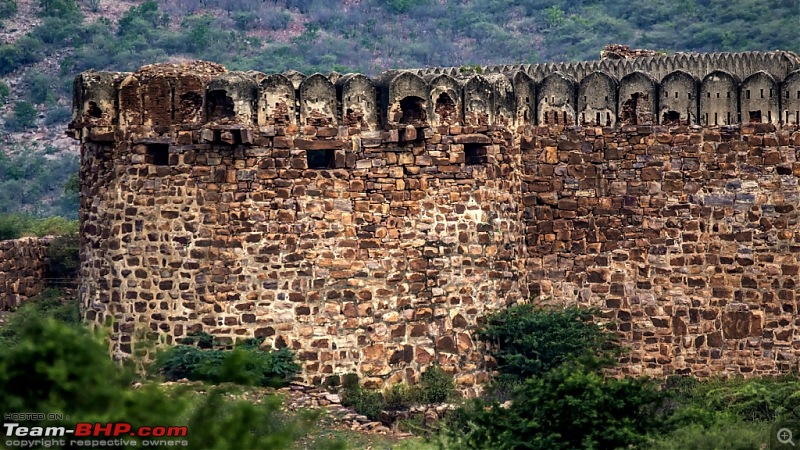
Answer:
xmin=70 ymin=51 xmax=800 ymax=389
xmin=0 ymin=237 xmax=51 ymax=310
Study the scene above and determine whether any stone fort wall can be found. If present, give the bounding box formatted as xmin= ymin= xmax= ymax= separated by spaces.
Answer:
xmin=0 ymin=237 xmax=51 ymax=310
xmin=71 ymin=51 xmax=800 ymax=389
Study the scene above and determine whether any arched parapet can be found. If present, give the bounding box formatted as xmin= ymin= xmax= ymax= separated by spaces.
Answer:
xmin=206 ymin=72 xmax=258 ymax=125
xmin=375 ymin=71 xmax=431 ymax=128
xmin=257 ymin=74 xmax=297 ymax=127
xmin=247 ymin=71 xmax=268 ymax=88
xmin=512 ymin=71 xmax=536 ymax=127
xmin=700 ymin=70 xmax=740 ymax=126
xmin=172 ymin=72 xmax=207 ymax=126
xmin=424 ymin=73 xmax=461 ymax=127
xmin=118 ymin=74 xmax=142 ymax=131
xmin=619 ymin=71 xmax=657 ymax=125
xmin=741 ymin=71 xmax=778 ymax=124
xmin=71 ymin=71 xmax=119 ymax=131
xmin=538 ymin=72 xmax=577 ymax=126
xmin=660 ymin=70 xmax=698 ymax=125
xmin=283 ymin=70 xmax=306 ymax=91
xmin=299 ymin=74 xmax=338 ymax=127
xmin=336 ymin=73 xmax=378 ymax=130
xmin=462 ymin=75 xmax=493 ymax=127
xmin=782 ymin=69 xmax=800 ymax=125
xmin=486 ymin=73 xmax=515 ymax=127
xmin=578 ymin=71 xmax=617 ymax=127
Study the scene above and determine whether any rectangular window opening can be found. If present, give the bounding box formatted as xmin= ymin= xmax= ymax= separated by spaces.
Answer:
xmin=307 ymin=149 xmax=334 ymax=169
xmin=465 ymin=143 xmax=489 ymax=165
xmin=146 ymin=144 xmax=170 ymax=166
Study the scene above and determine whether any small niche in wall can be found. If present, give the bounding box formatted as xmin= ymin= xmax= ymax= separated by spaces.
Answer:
xmin=146 ymin=144 xmax=170 ymax=166
xmin=307 ymin=149 xmax=334 ymax=169
xmin=465 ymin=143 xmax=488 ymax=165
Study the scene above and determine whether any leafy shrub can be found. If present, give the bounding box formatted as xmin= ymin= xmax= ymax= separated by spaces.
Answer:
xmin=0 ymin=0 xmax=16 ymax=19
xmin=5 ymin=101 xmax=37 ymax=131
xmin=340 ymin=373 xmax=386 ymax=420
xmin=417 ymin=366 xmax=457 ymax=403
xmin=45 ymin=105 xmax=71 ymax=125
xmin=0 ymin=80 xmax=10 ymax=101
xmin=477 ymin=304 xmax=619 ymax=382
xmin=447 ymin=360 xmax=666 ymax=450
xmin=0 ymin=312 xmax=337 ymax=449
xmin=23 ymin=72 xmax=54 ymax=104
xmin=153 ymin=341 xmax=301 ymax=388
xmin=0 ymin=214 xmax=78 ymax=240
xmin=0 ymin=288 xmax=80 ymax=346
xmin=45 ymin=232 xmax=80 ymax=280
xmin=650 ymin=417 xmax=770 ymax=450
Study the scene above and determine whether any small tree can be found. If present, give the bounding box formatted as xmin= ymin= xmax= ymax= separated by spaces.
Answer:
xmin=5 ymin=101 xmax=37 ymax=131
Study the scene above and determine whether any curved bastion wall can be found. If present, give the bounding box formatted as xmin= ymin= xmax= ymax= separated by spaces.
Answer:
xmin=72 ymin=52 xmax=800 ymax=388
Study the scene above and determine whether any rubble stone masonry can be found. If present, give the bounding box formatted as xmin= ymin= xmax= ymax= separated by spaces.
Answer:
xmin=0 ymin=237 xmax=50 ymax=310
xmin=70 ymin=52 xmax=800 ymax=390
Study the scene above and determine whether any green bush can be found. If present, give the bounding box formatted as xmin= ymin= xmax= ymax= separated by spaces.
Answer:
xmin=0 ymin=288 xmax=80 ymax=346
xmin=417 ymin=366 xmax=457 ymax=403
xmin=477 ymin=304 xmax=620 ymax=383
xmin=0 ymin=312 xmax=338 ymax=449
xmin=0 ymin=214 xmax=78 ymax=240
xmin=0 ymin=80 xmax=9 ymax=101
xmin=5 ymin=100 xmax=38 ymax=131
xmin=447 ymin=360 xmax=666 ymax=450
xmin=0 ymin=0 xmax=16 ymax=19
xmin=153 ymin=340 xmax=301 ymax=388
xmin=45 ymin=232 xmax=80 ymax=280
xmin=650 ymin=417 xmax=770 ymax=450
xmin=23 ymin=72 xmax=54 ymax=104
xmin=340 ymin=373 xmax=386 ymax=420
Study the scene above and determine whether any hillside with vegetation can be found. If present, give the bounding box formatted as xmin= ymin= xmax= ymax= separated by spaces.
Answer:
xmin=0 ymin=0 xmax=798 ymax=224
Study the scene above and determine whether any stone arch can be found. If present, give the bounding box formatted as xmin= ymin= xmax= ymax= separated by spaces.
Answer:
xmin=659 ymin=70 xmax=698 ymax=125
xmin=619 ymin=71 xmax=656 ymax=125
xmin=741 ymin=71 xmax=778 ymax=124
xmin=538 ymin=72 xmax=577 ymax=126
xmin=283 ymin=69 xmax=306 ymax=91
xmin=142 ymin=76 xmax=173 ymax=130
xmin=206 ymin=72 xmax=258 ymax=125
xmin=700 ymin=70 xmax=740 ymax=126
xmin=118 ymin=74 xmax=142 ymax=129
xmin=463 ymin=75 xmax=493 ymax=127
xmin=782 ymin=69 xmax=800 ymax=125
xmin=512 ymin=71 xmax=536 ymax=126
xmin=336 ymin=73 xmax=378 ymax=130
xmin=299 ymin=74 xmax=337 ymax=127
xmin=258 ymin=74 xmax=297 ymax=126
xmin=173 ymin=73 xmax=206 ymax=126
xmin=578 ymin=71 xmax=618 ymax=127
xmin=486 ymin=73 xmax=514 ymax=127
xmin=425 ymin=74 xmax=461 ymax=127
xmin=375 ymin=71 xmax=431 ymax=128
